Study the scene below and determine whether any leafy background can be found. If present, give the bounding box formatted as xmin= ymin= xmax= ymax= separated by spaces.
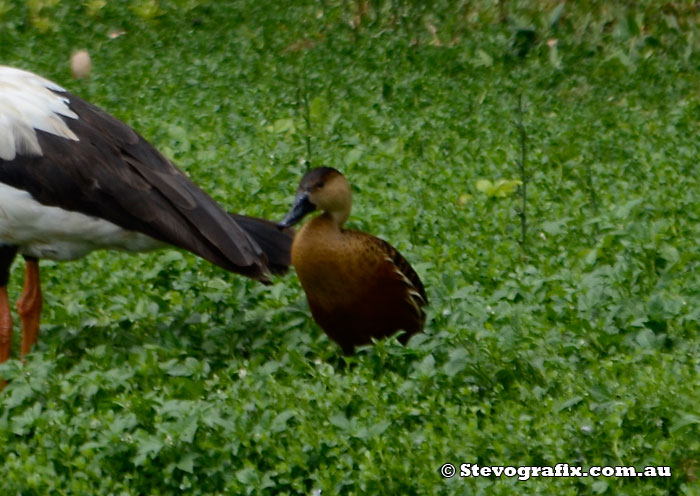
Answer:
xmin=1 ymin=0 xmax=700 ymax=494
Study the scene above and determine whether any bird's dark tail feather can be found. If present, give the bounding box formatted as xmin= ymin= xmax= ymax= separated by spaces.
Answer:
xmin=229 ymin=213 xmax=294 ymax=276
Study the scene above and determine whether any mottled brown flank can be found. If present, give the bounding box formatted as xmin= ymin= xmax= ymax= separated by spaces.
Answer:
xmin=291 ymin=214 xmax=426 ymax=354
xmin=0 ymin=90 xmax=292 ymax=280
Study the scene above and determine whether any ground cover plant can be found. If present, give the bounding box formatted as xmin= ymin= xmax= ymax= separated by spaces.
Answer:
xmin=1 ymin=0 xmax=700 ymax=494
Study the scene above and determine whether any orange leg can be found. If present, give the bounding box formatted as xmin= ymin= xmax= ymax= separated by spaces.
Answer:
xmin=17 ymin=257 xmax=42 ymax=357
xmin=0 ymin=287 xmax=12 ymax=363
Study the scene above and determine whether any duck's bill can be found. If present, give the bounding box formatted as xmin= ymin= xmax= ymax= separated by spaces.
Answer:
xmin=277 ymin=192 xmax=316 ymax=229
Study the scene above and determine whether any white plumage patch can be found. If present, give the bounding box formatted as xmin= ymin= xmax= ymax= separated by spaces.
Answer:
xmin=0 ymin=66 xmax=79 ymax=161
xmin=0 ymin=183 xmax=163 ymax=260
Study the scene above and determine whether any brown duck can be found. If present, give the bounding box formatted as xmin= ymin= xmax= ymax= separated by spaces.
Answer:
xmin=278 ymin=167 xmax=427 ymax=354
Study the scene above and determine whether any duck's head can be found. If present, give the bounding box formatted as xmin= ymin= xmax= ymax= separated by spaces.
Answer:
xmin=278 ymin=167 xmax=352 ymax=228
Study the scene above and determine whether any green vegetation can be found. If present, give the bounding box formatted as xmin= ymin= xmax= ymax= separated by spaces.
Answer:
xmin=2 ymin=0 xmax=700 ymax=494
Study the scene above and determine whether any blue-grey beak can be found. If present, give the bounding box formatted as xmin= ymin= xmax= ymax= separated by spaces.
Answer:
xmin=278 ymin=192 xmax=316 ymax=229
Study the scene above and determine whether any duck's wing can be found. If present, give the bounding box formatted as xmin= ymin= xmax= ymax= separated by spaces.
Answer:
xmin=0 ymin=66 xmax=276 ymax=280
xmin=369 ymin=235 xmax=428 ymax=320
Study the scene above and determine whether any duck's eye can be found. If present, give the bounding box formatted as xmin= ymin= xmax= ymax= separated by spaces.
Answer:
xmin=315 ymin=181 xmax=325 ymax=189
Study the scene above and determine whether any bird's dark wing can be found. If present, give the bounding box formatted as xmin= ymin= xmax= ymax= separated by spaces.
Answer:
xmin=370 ymin=236 xmax=428 ymax=318
xmin=228 ymin=213 xmax=293 ymax=275
xmin=0 ymin=89 xmax=277 ymax=281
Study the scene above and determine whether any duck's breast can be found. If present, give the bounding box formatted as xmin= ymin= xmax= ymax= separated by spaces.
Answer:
xmin=292 ymin=218 xmax=425 ymax=348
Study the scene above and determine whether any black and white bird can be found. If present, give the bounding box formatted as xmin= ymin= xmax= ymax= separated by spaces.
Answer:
xmin=0 ymin=65 xmax=292 ymax=363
